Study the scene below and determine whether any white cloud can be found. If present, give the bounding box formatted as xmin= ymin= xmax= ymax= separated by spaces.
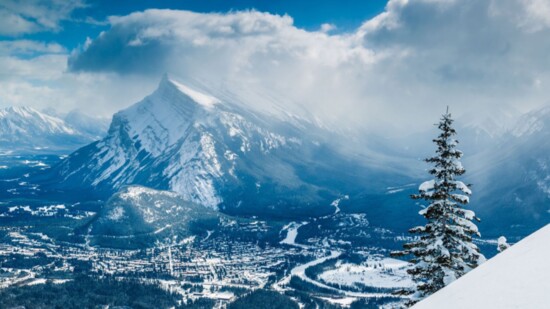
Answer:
xmin=4 ymin=1 xmax=550 ymax=136
xmin=0 ymin=40 xmax=155 ymax=118
xmin=0 ymin=39 xmax=67 ymax=84
xmin=0 ymin=64 xmax=155 ymax=119
xmin=320 ymin=23 xmax=336 ymax=33
xmin=0 ymin=54 xmax=66 ymax=81
xmin=68 ymin=9 xmax=386 ymax=131
xmin=0 ymin=9 xmax=38 ymax=36
xmin=0 ymin=40 xmax=66 ymax=55
xmin=67 ymin=4 xmax=550 ymax=134
xmin=358 ymin=0 xmax=550 ymax=103
xmin=518 ymin=0 xmax=550 ymax=31
xmin=0 ymin=0 xmax=86 ymax=36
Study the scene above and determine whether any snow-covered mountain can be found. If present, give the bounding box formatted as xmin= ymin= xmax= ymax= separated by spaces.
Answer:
xmin=81 ymin=185 xmax=221 ymax=248
xmin=511 ymin=106 xmax=550 ymax=137
xmin=51 ymin=75 xmax=389 ymax=218
xmin=42 ymin=74 xmax=548 ymax=232
xmin=0 ymin=106 xmax=97 ymax=153
xmin=461 ymin=105 xmax=550 ymax=237
xmin=413 ymin=224 xmax=550 ymax=309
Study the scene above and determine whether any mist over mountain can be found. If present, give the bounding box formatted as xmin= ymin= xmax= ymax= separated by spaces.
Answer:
xmin=464 ymin=106 xmax=550 ymax=237
xmin=319 ymin=105 xmax=550 ymax=239
xmin=24 ymin=74 xmax=543 ymax=239
xmin=63 ymin=110 xmax=110 ymax=141
xmin=5 ymin=78 xmax=548 ymax=238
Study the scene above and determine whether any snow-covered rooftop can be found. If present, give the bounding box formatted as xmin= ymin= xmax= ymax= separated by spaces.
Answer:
xmin=413 ymin=224 xmax=550 ymax=309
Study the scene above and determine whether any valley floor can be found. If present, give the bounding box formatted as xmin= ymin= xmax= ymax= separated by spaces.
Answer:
xmin=0 ymin=217 xmax=412 ymax=308
xmin=0 ymin=153 xmax=496 ymax=308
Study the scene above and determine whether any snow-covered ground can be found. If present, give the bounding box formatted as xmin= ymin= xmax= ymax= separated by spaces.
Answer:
xmin=413 ymin=224 xmax=550 ymax=309
xmin=288 ymin=249 xmax=394 ymax=298
xmin=280 ymin=221 xmax=308 ymax=248
xmin=291 ymin=250 xmax=342 ymax=285
xmin=276 ymin=220 xmax=404 ymax=301
xmin=330 ymin=196 xmax=349 ymax=214
xmin=319 ymin=258 xmax=413 ymax=289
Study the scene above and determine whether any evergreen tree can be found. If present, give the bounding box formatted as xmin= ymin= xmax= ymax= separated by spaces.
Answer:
xmin=497 ymin=236 xmax=510 ymax=252
xmin=392 ymin=109 xmax=486 ymax=306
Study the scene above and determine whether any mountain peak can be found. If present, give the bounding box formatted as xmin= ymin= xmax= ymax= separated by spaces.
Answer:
xmin=0 ymin=105 xmax=75 ymax=135
xmin=158 ymin=74 xmax=221 ymax=109
xmin=512 ymin=106 xmax=550 ymax=137
xmin=54 ymin=73 xmax=359 ymax=215
xmin=0 ymin=105 xmax=97 ymax=153
xmin=1 ymin=106 xmax=41 ymax=117
xmin=113 ymin=75 xmax=224 ymax=154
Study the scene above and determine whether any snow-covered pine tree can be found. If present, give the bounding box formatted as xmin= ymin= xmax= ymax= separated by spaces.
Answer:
xmin=497 ymin=236 xmax=510 ymax=252
xmin=391 ymin=109 xmax=486 ymax=306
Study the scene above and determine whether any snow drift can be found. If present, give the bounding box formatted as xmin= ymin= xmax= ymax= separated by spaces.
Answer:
xmin=413 ymin=224 xmax=550 ymax=309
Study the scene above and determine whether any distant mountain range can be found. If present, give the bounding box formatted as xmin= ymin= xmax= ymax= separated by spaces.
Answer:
xmin=466 ymin=106 xmax=550 ymax=237
xmin=0 ymin=106 xmax=108 ymax=153
xmin=10 ymin=75 xmax=548 ymax=238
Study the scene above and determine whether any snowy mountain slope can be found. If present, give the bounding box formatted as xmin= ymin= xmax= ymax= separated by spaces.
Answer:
xmin=50 ymin=75 xmax=388 ymax=218
xmin=81 ymin=185 xmax=221 ymax=247
xmin=511 ymin=106 xmax=550 ymax=137
xmin=459 ymin=108 xmax=519 ymax=139
xmin=413 ymin=224 xmax=550 ymax=309
xmin=460 ymin=106 xmax=550 ymax=238
xmin=0 ymin=106 xmax=96 ymax=153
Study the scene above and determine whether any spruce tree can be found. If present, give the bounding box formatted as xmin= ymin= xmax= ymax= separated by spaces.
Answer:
xmin=497 ymin=236 xmax=510 ymax=253
xmin=392 ymin=109 xmax=486 ymax=305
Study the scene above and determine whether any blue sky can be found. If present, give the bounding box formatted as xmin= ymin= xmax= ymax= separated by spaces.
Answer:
xmin=86 ymin=0 xmax=388 ymax=30
xmin=3 ymin=0 xmax=388 ymax=50
xmin=1 ymin=0 xmax=550 ymax=133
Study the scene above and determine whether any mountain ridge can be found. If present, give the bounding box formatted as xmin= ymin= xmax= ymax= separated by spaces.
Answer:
xmin=49 ymin=75 xmax=390 ymax=218
xmin=0 ymin=106 xmax=98 ymax=153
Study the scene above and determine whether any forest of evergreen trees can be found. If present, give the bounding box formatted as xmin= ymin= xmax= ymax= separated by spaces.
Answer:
xmin=0 ymin=276 xmax=215 ymax=309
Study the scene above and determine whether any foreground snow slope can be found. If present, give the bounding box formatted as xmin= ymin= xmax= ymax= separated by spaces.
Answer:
xmin=413 ymin=224 xmax=550 ymax=309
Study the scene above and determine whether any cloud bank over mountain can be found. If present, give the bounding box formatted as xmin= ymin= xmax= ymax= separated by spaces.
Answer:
xmin=4 ymin=0 xmax=550 ymax=134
